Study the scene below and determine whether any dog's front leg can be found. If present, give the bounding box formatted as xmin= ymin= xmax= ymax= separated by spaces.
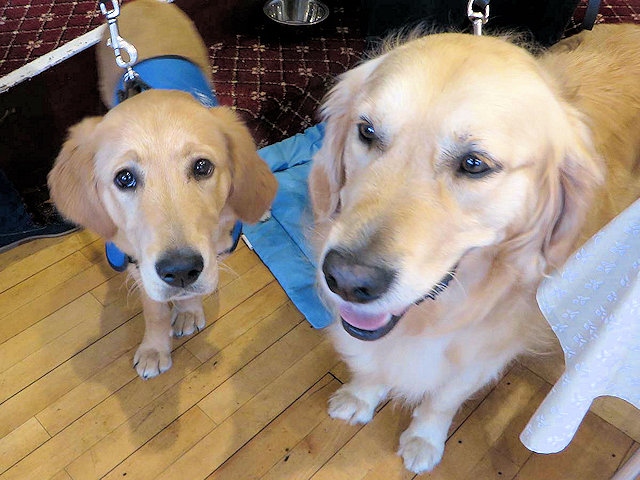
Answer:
xmin=328 ymin=380 xmax=389 ymax=425
xmin=134 ymin=290 xmax=173 ymax=379
xmin=171 ymin=296 xmax=206 ymax=337
xmin=397 ymin=397 xmax=455 ymax=473
xmin=398 ymin=375 xmax=489 ymax=474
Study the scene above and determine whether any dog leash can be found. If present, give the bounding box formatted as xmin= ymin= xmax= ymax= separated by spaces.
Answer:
xmin=467 ymin=0 xmax=489 ymax=35
xmin=467 ymin=0 xmax=601 ymax=37
xmin=99 ymin=0 xmax=151 ymax=101
xmin=98 ymin=0 xmax=145 ymax=272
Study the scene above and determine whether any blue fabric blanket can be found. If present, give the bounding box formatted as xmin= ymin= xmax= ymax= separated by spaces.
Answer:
xmin=244 ymin=124 xmax=333 ymax=328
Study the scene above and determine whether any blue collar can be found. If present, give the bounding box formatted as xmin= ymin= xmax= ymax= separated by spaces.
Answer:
xmin=106 ymin=57 xmax=242 ymax=272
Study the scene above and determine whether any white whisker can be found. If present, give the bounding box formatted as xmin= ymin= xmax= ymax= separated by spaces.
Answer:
xmin=124 ymin=271 xmax=142 ymax=305
xmin=217 ymin=258 xmax=240 ymax=281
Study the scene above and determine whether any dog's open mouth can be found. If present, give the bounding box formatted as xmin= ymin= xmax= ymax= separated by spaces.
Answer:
xmin=339 ymin=269 xmax=455 ymax=341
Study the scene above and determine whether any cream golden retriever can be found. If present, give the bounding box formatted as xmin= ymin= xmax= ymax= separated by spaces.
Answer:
xmin=309 ymin=24 xmax=640 ymax=473
xmin=48 ymin=0 xmax=277 ymax=379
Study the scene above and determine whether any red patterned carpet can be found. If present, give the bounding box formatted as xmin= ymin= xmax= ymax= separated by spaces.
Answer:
xmin=0 ymin=0 xmax=104 ymax=78
xmin=0 ymin=0 xmax=639 ymax=250
xmin=210 ymin=33 xmax=364 ymax=149
xmin=2 ymin=0 xmax=640 ymax=79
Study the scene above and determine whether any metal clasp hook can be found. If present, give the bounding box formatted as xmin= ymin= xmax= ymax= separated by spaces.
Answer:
xmin=467 ymin=0 xmax=490 ymax=36
xmin=99 ymin=0 xmax=138 ymax=76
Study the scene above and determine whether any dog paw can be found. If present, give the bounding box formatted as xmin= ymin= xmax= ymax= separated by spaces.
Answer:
xmin=171 ymin=308 xmax=206 ymax=337
xmin=328 ymin=387 xmax=376 ymax=424
xmin=133 ymin=345 xmax=172 ymax=380
xmin=397 ymin=431 xmax=444 ymax=474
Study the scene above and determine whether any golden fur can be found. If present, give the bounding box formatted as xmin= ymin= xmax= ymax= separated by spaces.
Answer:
xmin=48 ymin=0 xmax=277 ymax=379
xmin=309 ymin=24 xmax=640 ymax=473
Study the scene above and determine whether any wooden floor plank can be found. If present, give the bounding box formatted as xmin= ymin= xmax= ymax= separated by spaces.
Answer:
xmin=65 ymin=309 xmax=308 ymax=480
xmin=206 ymin=375 xmax=338 ymax=480
xmin=0 ymin=260 xmax=117 ymax=344
xmin=63 ymin=348 xmax=207 ymax=480
xmin=309 ymin=402 xmax=410 ymax=480
xmin=35 ymin=349 xmax=138 ymax=436
xmin=591 ymin=396 xmax=640 ymax=445
xmin=613 ymin=443 xmax=640 ymax=479
xmin=197 ymin=321 xmax=324 ymax=424
xmin=349 ymin=454 xmax=416 ymax=480
xmin=259 ymin=399 xmax=363 ymax=480
xmin=0 ymin=230 xmax=97 ymax=292
xmin=184 ymin=280 xmax=289 ymax=363
xmin=155 ymin=339 xmax=339 ymax=480
xmin=619 ymin=442 xmax=640 ymax=470
xmin=50 ymin=470 xmax=73 ymax=480
xmin=513 ymin=411 xmax=633 ymax=480
xmin=0 ymin=293 xmax=109 ymax=399
xmin=0 ymin=417 xmax=50 ymax=474
xmin=2 ymin=347 xmax=202 ymax=480
xmin=0 ymin=311 xmax=145 ymax=440
xmin=88 ymin=272 xmax=137 ymax=308
xmin=195 ymin=262 xmax=276 ymax=336
xmin=329 ymin=360 xmax=350 ymax=384
xmin=1 ymin=233 xmax=638 ymax=480
xmin=78 ymin=237 xmax=110 ymax=264
xmin=0 ymin=289 xmax=142 ymax=406
xmin=101 ymin=406 xmax=217 ymax=480
xmin=424 ymin=365 xmax=549 ymax=480
xmin=459 ymin=448 xmax=521 ymax=480
xmin=217 ymin=243 xmax=264 ymax=285
xmin=62 ymin=300 xmax=303 ymax=480
xmin=0 ymin=293 xmax=102 ymax=374
xmin=0 ymin=252 xmax=93 ymax=320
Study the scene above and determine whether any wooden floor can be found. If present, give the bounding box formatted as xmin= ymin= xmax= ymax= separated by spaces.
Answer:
xmin=0 ymin=230 xmax=638 ymax=480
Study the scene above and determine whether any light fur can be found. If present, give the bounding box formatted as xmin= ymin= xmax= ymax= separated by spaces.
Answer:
xmin=309 ymin=24 xmax=640 ymax=473
xmin=48 ymin=0 xmax=277 ymax=379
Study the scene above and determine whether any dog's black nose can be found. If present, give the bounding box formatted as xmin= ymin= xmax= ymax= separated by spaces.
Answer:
xmin=155 ymin=249 xmax=204 ymax=288
xmin=322 ymin=248 xmax=395 ymax=303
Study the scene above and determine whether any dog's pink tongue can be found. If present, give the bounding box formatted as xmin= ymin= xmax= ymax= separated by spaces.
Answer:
xmin=339 ymin=304 xmax=391 ymax=331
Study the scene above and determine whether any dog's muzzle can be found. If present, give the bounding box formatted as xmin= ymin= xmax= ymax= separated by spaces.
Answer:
xmin=321 ymin=247 xmax=456 ymax=340
xmin=339 ymin=270 xmax=455 ymax=341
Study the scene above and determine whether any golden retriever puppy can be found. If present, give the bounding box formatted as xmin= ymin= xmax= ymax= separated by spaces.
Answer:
xmin=48 ymin=0 xmax=277 ymax=379
xmin=309 ymin=24 xmax=640 ymax=473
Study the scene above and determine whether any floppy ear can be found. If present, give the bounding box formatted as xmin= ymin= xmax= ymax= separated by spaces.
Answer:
xmin=309 ymin=56 xmax=384 ymax=221
xmin=216 ymin=108 xmax=277 ymax=223
xmin=47 ymin=116 xmax=117 ymax=239
xmin=542 ymin=109 xmax=605 ymax=269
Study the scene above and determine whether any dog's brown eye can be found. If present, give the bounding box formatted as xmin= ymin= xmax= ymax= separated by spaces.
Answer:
xmin=193 ymin=158 xmax=214 ymax=179
xmin=358 ymin=122 xmax=377 ymax=144
xmin=459 ymin=155 xmax=491 ymax=177
xmin=114 ymin=169 xmax=137 ymax=190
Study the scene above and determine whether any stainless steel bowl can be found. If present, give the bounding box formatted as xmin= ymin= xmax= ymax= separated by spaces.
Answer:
xmin=263 ymin=0 xmax=329 ymax=26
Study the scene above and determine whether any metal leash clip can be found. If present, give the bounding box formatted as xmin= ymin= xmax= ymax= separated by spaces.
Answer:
xmin=99 ymin=0 xmax=139 ymax=82
xmin=467 ymin=0 xmax=490 ymax=36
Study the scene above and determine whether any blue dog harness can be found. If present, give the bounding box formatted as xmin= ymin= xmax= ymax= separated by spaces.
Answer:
xmin=112 ymin=56 xmax=218 ymax=108
xmin=105 ymin=56 xmax=242 ymax=271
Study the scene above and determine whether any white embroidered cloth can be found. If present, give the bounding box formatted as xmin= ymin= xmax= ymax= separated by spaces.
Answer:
xmin=520 ymin=199 xmax=640 ymax=454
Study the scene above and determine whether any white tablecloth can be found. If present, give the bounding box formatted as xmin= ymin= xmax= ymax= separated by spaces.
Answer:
xmin=520 ymin=199 xmax=640 ymax=454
